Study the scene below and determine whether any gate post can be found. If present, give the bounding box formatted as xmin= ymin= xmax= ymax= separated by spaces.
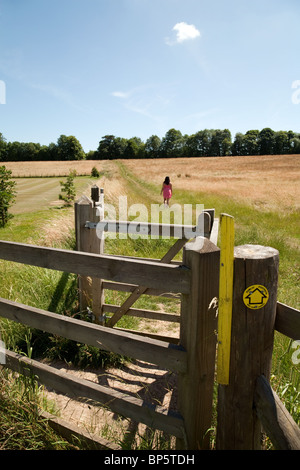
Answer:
xmin=74 ymin=187 xmax=104 ymax=323
xmin=216 ymin=244 xmax=279 ymax=449
xmin=177 ymin=237 xmax=220 ymax=449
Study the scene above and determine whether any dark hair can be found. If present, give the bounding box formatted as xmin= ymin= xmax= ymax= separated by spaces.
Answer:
xmin=164 ymin=176 xmax=170 ymax=185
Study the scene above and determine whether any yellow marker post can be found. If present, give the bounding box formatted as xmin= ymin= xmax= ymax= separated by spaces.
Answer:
xmin=217 ymin=213 xmax=234 ymax=385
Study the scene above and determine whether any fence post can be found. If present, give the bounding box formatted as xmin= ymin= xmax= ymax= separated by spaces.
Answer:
xmin=75 ymin=195 xmax=91 ymax=312
xmin=177 ymin=237 xmax=220 ymax=450
xmin=74 ymin=187 xmax=104 ymax=323
xmin=216 ymin=244 xmax=279 ymax=450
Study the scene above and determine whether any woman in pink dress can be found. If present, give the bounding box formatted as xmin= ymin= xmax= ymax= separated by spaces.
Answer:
xmin=160 ymin=176 xmax=172 ymax=206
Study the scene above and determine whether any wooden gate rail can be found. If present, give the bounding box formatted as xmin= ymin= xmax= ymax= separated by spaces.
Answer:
xmin=0 ymin=240 xmax=190 ymax=294
xmin=103 ymin=303 xmax=180 ymax=324
xmin=254 ymin=375 xmax=300 ymax=450
xmin=275 ymin=302 xmax=300 ymax=340
xmin=0 ymin=297 xmax=186 ymax=373
xmin=4 ymin=349 xmax=185 ymax=439
xmin=102 ymin=280 xmax=181 ymax=299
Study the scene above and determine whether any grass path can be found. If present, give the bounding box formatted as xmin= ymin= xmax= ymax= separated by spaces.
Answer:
xmin=112 ymin=160 xmax=299 ymax=309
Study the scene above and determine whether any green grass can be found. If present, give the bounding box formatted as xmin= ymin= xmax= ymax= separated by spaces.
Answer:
xmin=0 ymin=367 xmax=79 ymax=450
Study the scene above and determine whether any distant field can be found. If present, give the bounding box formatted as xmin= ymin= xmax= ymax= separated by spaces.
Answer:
xmin=5 ymin=155 xmax=299 ymax=213
xmin=12 ymin=176 xmax=95 ymax=214
xmin=4 ymin=160 xmax=103 ymax=177
xmin=123 ymin=154 xmax=300 ymax=213
xmin=5 ymin=154 xmax=300 ymax=215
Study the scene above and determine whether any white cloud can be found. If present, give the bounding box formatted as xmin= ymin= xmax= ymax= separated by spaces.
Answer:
xmin=111 ymin=91 xmax=130 ymax=99
xmin=166 ymin=22 xmax=201 ymax=46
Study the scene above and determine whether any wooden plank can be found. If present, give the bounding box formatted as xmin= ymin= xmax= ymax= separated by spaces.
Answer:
xmin=106 ymin=254 xmax=181 ymax=265
xmin=0 ymin=240 xmax=190 ymax=294
xmin=254 ymin=375 xmax=300 ymax=450
xmin=107 ymin=237 xmax=188 ymax=327
xmin=275 ymin=302 xmax=300 ymax=340
xmin=115 ymin=327 xmax=179 ymax=345
xmin=217 ymin=214 xmax=235 ymax=385
xmin=4 ymin=349 xmax=185 ymax=439
xmin=88 ymin=220 xmax=210 ymax=239
xmin=102 ymin=280 xmax=180 ymax=299
xmin=0 ymin=297 xmax=187 ymax=373
xmin=103 ymin=303 xmax=180 ymax=323
xmin=39 ymin=410 xmax=122 ymax=450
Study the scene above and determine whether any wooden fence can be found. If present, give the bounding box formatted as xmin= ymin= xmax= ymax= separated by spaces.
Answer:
xmin=0 ymin=190 xmax=299 ymax=450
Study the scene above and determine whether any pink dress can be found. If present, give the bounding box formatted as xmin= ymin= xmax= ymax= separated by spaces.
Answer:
xmin=163 ymin=184 xmax=172 ymax=199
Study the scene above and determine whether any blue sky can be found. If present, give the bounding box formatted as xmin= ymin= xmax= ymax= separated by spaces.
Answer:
xmin=0 ymin=0 xmax=300 ymax=152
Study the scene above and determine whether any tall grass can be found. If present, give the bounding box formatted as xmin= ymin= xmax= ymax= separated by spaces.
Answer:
xmin=0 ymin=367 xmax=78 ymax=450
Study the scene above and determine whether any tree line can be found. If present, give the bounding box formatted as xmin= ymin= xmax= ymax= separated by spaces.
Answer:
xmin=1 ymin=127 xmax=300 ymax=162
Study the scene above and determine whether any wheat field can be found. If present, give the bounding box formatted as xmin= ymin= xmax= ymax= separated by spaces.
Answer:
xmin=123 ymin=154 xmax=300 ymax=213
xmin=5 ymin=154 xmax=300 ymax=214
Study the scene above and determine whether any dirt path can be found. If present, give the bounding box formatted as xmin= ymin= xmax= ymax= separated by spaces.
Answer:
xmin=43 ymin=358 xmax=178 ymax=449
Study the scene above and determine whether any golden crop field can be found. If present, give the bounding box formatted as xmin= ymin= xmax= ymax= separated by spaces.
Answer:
xmin=5 ymin=154 xmax=300 ymax=214
xmin=123 ymin=154 xmax=300 ymax=213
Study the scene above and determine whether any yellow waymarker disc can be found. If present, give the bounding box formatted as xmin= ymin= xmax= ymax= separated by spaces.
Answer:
xmin=243 ymin=284 xmax=269 ymax=310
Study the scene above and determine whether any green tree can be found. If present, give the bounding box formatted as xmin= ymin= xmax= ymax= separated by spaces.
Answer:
xmin=123 ymin=137 xmax=145 ymax=159
xmin=96 ymin=135 xmax=127 ymax=159
xmin=0 ymin=165 xmax=16 ymax=227
xmin=243 ymin=130 xmax=259 ymax=155
xmin=56 ymin=135 xmax=86 ymax=160
xmin=232 ymin=133 xmax=244 ymax=156
xmin=258 ymin=128 xmax=275 ymax=155
xmin=274 ymin=131 xmax=289 ymax=155
xmin=290 ymin=134 xmax=300 ymax=154
xmin=209 ymin=129 xmax=232 ymax=156
xmin=160 ymin=128 xmax=184 ymax=158
xmin=59 ymin=170 xmax=77 ymax=206
xmin=0 ymin=133 xmax=7 ymax=161
xmin=86 ymin=150 xmax=97 ymax=160
xmin=145 ymin=135 xmax=161 ymax=158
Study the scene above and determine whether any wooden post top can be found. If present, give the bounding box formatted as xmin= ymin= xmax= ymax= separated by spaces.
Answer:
xmin=234 ymin=244 xmax=279 ymax=259
xmin=75 ymin=195 xmax=92 ymax=205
